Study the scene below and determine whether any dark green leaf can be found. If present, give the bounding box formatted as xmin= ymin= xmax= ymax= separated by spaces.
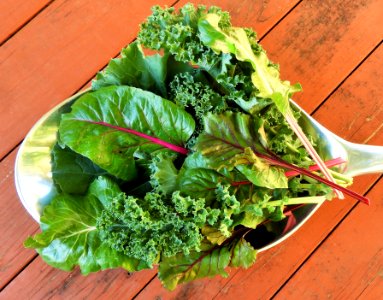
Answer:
xmin=51 ymin=144 xmax=107 ymax=194
xmin=92 ymin=42 xmax=168 ymax=97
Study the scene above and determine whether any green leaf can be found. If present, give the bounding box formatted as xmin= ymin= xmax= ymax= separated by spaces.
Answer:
xmin=158 ymin=236 xmax=257 ymax=290
xmin=198 ymin=13 xmax=301 ymax=116
xmin=178 ymin=168 xmax=229 ymax=203
xmin=237 ymin=164 xmax=288 ymax=189
xmin=201 ymin=226 xmax=227 ymax=245
xmin=51 ymin=144 xmax=107 ymax=194
xmin=158 ymin=242 xmax=231 ymax=290
xmin=24 ymin=177 xmax=149 ymax=274
xmin=150 ymin=153 xmax=179 ymax=194
xmin=92 ymin=42 xmax=168 ymax=97
xmin=193 ymin=111 xmax=262 ymax=170
xmin=59 ymin=85 xmax=195 ymax=180
xmin=229 ymin=238 xmax=257 ymax=268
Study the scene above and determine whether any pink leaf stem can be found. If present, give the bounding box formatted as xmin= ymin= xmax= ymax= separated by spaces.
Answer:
xmin=82 ymin=120 xmax=189 ymax=155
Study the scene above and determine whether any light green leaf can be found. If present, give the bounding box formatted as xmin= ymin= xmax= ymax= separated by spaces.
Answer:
xmin=229 ymin=238 xmax=257 ymax=268
xmin=201 ymin=226 xmax=227 ymax=245
xmin=198 ymin=13 xmax=301 ymax=116
xmin=237 ymin=164 xmax=288 ymax=189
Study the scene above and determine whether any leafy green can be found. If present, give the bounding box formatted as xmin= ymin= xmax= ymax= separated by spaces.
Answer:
xmin=25 ymin=177 xmax=150 ymax=274
xmin=149 ymin=153 xmax=179 ymax=194
xmin=51 ymin=144 xmax=107 ymax=194
xmin=97 ymin=191 xmax=212 ymax=266
xmin=59 ymin=85 xmax=195 ymax=180
xmin=92 ymin=42 xmax=168 ymax=97
xmin=158 ymin=236 xmax=257 ymax=290
xmin=194 ymin=111 xmax=288 ymax=189
xmin=198 ymin=13 xmax=301 ymax=115
xmin=25 ymin=3 xmax=362 ymax=292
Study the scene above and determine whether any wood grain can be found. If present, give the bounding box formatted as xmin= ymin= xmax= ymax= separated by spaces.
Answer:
xmin=0 ymin=0 xmax=51 ymax=43
xmin=261 ymin=0 xmax=383 ymax=112
xmin=275 ymin=178 xmax=383 ymax=299
xmin=0 ymin=258 xmax=157 ymax=300
xmin=0 ymin=150 xmax=39 ymax=289
xmin=135 ymin=40 xmax=383 ymax=300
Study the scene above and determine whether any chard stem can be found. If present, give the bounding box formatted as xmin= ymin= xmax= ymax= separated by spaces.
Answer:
xmin=285 ymin=110 xmax=344 ymax=199
xmin=266 ymin=196 xmax=327 ymax=207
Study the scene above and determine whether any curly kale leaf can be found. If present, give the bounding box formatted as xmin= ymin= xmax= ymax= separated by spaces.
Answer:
xmin=97 ymin=191 xmax=213 ymax=266
xmin=169 ymin=71 xmax=227 ymax=137
xmin=138 ymin=4 xmax=230 ymax=64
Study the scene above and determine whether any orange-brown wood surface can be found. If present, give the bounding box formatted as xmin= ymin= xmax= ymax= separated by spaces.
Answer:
xmin=0 ymin=0 xmax=382 ymax=299
xmin=0 ymin=0 xmax=52 ymax=43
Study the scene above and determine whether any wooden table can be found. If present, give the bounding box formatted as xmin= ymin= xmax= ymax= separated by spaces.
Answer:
xmin=1 ymin=1 xmax=382 ymax=299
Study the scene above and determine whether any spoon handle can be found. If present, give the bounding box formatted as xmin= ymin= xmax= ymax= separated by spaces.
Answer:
xmin=343 ymin=142 xmax=383 ymax=177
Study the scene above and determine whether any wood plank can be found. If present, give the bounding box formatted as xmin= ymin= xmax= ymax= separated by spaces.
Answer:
xmin=135 ymin=41 xmax=383 ymax=299
xmin=0 ymin=0 xmax=176 ymax=160
xmin=0 ymin=0 xmax=51 ymax=43
xmin=0 ymin=0 xmax=299 ymax=296
xmin=357 ymin=273 xmax=383 ymax=300
xmin=0 ymin=150 xmax=39 ymax=289
xmin=275 ymin=178 xmax=383 ymax=299
xmin=261 ymin=0 xmax=383 ymax=113
xmin=0 ymin=258 xmax=157 ymax=300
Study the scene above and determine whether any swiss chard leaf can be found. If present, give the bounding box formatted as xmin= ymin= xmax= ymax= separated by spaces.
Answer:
xmin=24 ymin=177 xmax=149 ymax=274
xmin=193 ymin=111 xmax=261 ymax=169
xmin=51 ymin=144 xmax=108 ymax=194
xmin=229 ymin=237 xmax=257 ymax=268
xmin=59 ymin=86 xmax=195 ymax=180
xmin=194 ymin=112 xmax=287 ymax=188
xmin=158 ymin=237 xmax=257 ymax=290
xmin=178 ymin=168 xmax=229 ymax=203
xmin=92 ymin=42 xmax=168 ymax=97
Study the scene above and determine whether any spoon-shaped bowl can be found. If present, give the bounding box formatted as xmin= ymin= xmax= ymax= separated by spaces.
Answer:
xmin=14 ymin=92 xmax=383 ymax=252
